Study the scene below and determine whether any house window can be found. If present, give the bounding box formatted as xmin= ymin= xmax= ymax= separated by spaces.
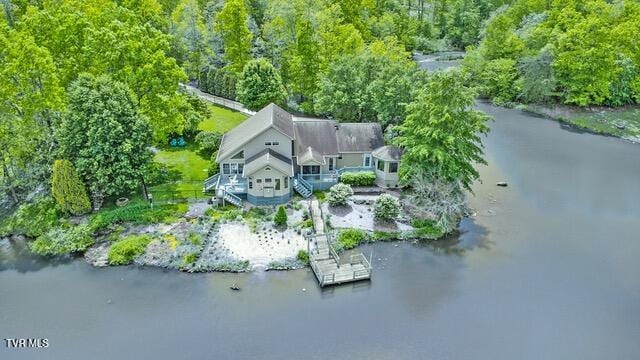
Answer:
xmin=264 ymin=178 xmax=272 ymax=184
xmin=389 ymin=162 xmax=398 ymax=173
xmin=272 ymin=141 xmax=279 ymax=146
xmin=284 ymin=176 xmax=289 ymax=189
xmin=377 ymin=160 xmax=385 ymax=172
xmin=275 ymin=178 xmax=281 ymax=190
xmin=265 ymin=141 xmax=279 ymax=146
xmin=364 ymin=154 xmax=372 ymax=167
xmin=302 ymin=165 xmax=320 ymax=174
xmin=226 ymin=163 xmax=243 ymax=175
xmin=265 ymin=142 xmax=272 ymax=146
xmin=265 ymin=167 xmax=271 ymax=171
xmin=249 ymin=181 xmax=253 ymax=189
xmin=328 ymin=157 xmax=335 ymax=171
xmin=256 ymin=179 xmax=262 ymax=183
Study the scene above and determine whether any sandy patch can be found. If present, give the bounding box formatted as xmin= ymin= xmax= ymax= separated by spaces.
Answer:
xmin=217 ymin=222 xmax=307 ymax=269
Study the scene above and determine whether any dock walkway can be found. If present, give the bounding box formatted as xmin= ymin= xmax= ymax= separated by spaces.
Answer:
xmin=307 ymin=200 xmax=372 ymax=287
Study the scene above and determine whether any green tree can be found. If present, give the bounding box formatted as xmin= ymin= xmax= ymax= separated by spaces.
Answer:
xmin=214 ymin=0 xmax=253 ymax=73
xmin=59 ymin=74 xmax=152 ymax=208
xmin=396 ymin=71 xmax=489 ymax=190
xmin=0 ymin=22 xmax=64 ymax=204
xmin=51 ymin=160 xmax=91 ymax=215
xmin=237 ymin=58 xmax=287 ymax=110
xmin=170 ymin=0 xmax=207 ymax=78
xmin=273 ymin=205 xmax=288 ymax=227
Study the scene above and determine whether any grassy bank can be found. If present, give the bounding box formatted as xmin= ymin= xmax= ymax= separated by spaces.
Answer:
xmin=520 ymin=103 xmax=640 ymax=142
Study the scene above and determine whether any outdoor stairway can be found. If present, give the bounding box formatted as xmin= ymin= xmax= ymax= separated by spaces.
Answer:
xmin=293 ymin=177 xmax=312 ymax=198
xmin=203 ymin=173 xmax=220 ymax=192
xmin=221 ymin=189 xmax=242 ymax=207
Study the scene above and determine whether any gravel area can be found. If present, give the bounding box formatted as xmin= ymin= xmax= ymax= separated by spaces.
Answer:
xmin=323 ymin=194 xmax=413 ymax=232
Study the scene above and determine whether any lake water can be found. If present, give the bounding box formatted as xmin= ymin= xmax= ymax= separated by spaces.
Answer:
xmin=2 ymin=106 xmax=640 ymax=358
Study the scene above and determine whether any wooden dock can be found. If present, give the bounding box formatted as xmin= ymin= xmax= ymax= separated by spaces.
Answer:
xmin=307 ymin=200 xmax=372 ymax=287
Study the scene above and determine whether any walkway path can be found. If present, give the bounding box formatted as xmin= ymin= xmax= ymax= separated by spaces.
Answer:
xmin=307 ymin=200 xmax=372 ymax=287
xmin=180 ymin=84 xmax=256 ymax=116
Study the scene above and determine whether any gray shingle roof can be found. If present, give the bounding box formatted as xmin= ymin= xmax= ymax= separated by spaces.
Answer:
xmin=371 ymin=145 xmax=403 ymax=161
xmin=217 ymin=103 xmax=294 ymax=161
xmin=244 ymin=149 xmax=293 ymax=176
xmin=297 ymin=146 xmax=325 ymax=165
xmin=293 ymin=119 xmax=339 ymax=158
xmin=337 ymin=123 xmax=384 ymax=153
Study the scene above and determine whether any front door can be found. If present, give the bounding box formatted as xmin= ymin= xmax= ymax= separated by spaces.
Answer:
xmin=263 ymin=178 xmax=274 ymax=197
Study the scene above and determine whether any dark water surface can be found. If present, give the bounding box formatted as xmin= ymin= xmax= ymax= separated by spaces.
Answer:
xmin=2 ymin=104 xmax=640 ymax=360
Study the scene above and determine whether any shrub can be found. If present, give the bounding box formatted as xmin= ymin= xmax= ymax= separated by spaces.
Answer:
xmin=107 ymin=235 xmax=153 ymax=265
xmin=208 ymin=151 xmax=220 ymax=176
xmin=327 ymin=183 xmax=353 ymax=207
xmin=90 ymin=202 xmax=186 ymax=232
xmin=51 ymin=159 xmax=91 ymax=215
xmin=339 ymin=171 xmax=376 ymax=186
xmin=205 ymin=205 xmax=242 ymax=222
xmin=296 ymin=250 xmax=309 ymax=265
xmin=273 ymin=206 xmax=287 ymax=227
xmin=1 ymin=197 xmax=60 ymax=238
xmin=337 ymin=228 xmax=367 ymax=250
xmin=313 ymin=190 xmax=326 ymax=201
xmin=411 ymin=218 xmax=445 ymax=239
xmin=194 ymin=131 xmax=222 ymax=158
xmin=183 ymin=252 xmax=199 ymax=265
xmin=30 ymin=225 xmax=94 ymax=256
xmin=186 ymin=231 xmax=202 ymax=246
xmin=374 ymin=194 xmax=400 ymax=222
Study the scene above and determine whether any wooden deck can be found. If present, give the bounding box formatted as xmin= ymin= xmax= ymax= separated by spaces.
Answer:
xmin=307 ymin=200 xmax=372 ymax=287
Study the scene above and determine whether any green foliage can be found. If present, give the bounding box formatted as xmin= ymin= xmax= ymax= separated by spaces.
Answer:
xmin=90 ymin=202 xmax=187 ymax=232
xmin=20 ymin=0 xmax=193 ymax=142
xmin=480 ymin=58 xmax=521 ymax=105
xmin=464 ymin=0 xmax=640 ymax=107
xmin=108 ymin=234 xmax=153 ymax=265
xmin=327 ymin=183 xmax=354 ymax=207
xmin=396 ymin=71 xmax=489 ymax=190
xmin=410 ymin=218 xmax=445 ymax=239
xmin=236 ymin=58 xmax=287 ymax=110
xmin=273 ymin=205 xmax=288 ymax=227
xmin=182 ymin=252 xmax=199 ymax=265
xmin=30 ymin=225 xmax=94 ymax=256
xmin=51 ymin=159 xmax=91 ymax=215
xmin=0 ymin=20 xmax=64 ymax=203
xmin=374 ymin=194 xmax=401 ymax=222
xmin=186 ymin=231 xmax=202 ymax=246
xmin=337 ymin=228 xmax=367 ymax=250
xmin=313 ymin=191 xmax=326 ymax=202
xmin=199 ymin=67 xmax=238 ymax=100
xmin=170 ymin=0 xmax=207 ymax=79
xmin=1 ymin=197 xmax=60 ymax=238
xmin=194 ymin=131 xmax=222 ymax=158
xmin=315 ymin=38 xmax=416 ymax=126
xmin=205 ymin=205 xmax=242 ymax=222
xmin=296 ymin=249 xmax=309 ymax=265
xmin=214 ymin=0 xmax=252 ymax=73
xmin=339 ymin=171 xmax=376 ymax=186
xmin=59 ymin=74 xmax=152 ymax=203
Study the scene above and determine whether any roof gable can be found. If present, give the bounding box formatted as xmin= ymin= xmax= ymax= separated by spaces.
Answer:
xmin=217 ymin=103 xmax=294 ymax=161
xmin=244 ymin=149 xmax=293 ymax=176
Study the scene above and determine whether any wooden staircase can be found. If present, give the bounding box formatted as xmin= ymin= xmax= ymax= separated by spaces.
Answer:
xmin=220 ymin=188 xmax=242 ymax=207
xmin=293 ymin=176 xmax=313 ymax=198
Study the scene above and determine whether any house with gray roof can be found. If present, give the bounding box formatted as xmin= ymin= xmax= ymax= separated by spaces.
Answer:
xmin=204 ymin=103 xmax=403 ymax=206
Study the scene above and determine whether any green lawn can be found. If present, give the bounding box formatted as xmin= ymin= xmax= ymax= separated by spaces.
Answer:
xmin=150 ymin=104 xmax=247 ymax=201
xmin=199 ymin=104 xmax=248 ymax=133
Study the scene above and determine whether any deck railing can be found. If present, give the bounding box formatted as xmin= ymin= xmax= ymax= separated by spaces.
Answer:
xmin=337 ymin=166 xmax=375 ymax=174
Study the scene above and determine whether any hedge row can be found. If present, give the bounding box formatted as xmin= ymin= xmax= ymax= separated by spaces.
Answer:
xmin=339 ymin=171 xmax=376 ymax=186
